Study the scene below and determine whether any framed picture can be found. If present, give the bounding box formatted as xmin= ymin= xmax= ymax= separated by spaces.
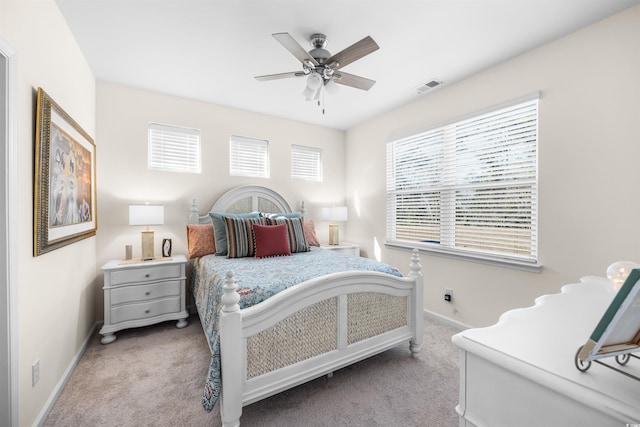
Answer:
xmin=34 ymin=88 xmax=97 ymax=256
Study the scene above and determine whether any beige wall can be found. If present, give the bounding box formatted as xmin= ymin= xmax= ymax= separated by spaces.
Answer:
xmin=2 ymin=1 xmax=639 ymax=424
xmin=95 ymin=82 xmax=347 ymax=312
xmin=0 ymin=0 xmax=97 ymax=425
xmin=346 ymin=5 xmax=640 ymax=327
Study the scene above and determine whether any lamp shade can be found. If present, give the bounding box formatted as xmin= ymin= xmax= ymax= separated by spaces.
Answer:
xmin=320 ymin=206 xmax=348 ymax=222
xmin=306 ymin=72 xmax=322 ymax=90
xmin=129 ymin=205 xmax=164 ymax=226
xmin=324 ymin=79 xmax=340 ymax=95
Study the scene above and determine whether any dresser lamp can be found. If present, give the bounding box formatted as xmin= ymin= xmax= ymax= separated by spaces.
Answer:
xmin=321 ymin=206 xmax=348 ymax=245
xmin=129 ymin=204 xmax=164 ymax=260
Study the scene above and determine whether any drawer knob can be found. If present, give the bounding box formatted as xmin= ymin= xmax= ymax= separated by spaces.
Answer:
xmin=145 ymin=309 xmax=150 ymax=314
xmin=145 ymin=291 xmax=151 ymax=296
xmin=145 ymin=274 xmax=150 ymax=278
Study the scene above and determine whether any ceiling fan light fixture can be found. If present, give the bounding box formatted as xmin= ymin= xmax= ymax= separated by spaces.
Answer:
xmin=306 ymin=72 xmax=322 ymax=90
xmin=325 ymin=79 xmax=339 ymax=96
xmin=303 ymin=86 xmax=316 ymax=101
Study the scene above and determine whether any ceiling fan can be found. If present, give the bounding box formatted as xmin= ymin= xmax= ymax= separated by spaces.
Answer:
xmin=255 ymin=32 xmax=379 ymax=101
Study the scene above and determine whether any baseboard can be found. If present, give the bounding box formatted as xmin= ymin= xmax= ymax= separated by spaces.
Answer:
xmin=33 ymin=321 xmax=101 ymax=427
xmin=423 ymin=309 xmax=470 ymax=331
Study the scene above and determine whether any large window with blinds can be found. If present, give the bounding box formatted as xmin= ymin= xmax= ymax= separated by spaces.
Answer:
xmin=148 ymin=123 xmax=201 ymax=173
xmin=386 ymin=95 xmax=539 ymax=267
xmin=291 ymin=144 xmax=322 ymax=182
xmin=229 ymin=135 xmax=269 ymax=178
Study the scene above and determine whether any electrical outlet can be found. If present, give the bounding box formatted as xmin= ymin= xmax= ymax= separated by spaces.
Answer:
xmin=32 ymin=359 xmax=40 ymax=386
xmin=444 ymin=288 xmax=453 ymax=302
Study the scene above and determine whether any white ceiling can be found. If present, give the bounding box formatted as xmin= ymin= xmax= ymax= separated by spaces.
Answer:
xmin=56 ymin=0 xmax=639 ymax=131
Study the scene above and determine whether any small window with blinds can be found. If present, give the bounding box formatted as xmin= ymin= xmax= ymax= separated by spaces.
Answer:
xmin=229 ymin=135 xmax=269 ymax=178
xmin=386 ymin=95 xmax=539 ymax=267
xmin=291 ymin=144 xmax=322 ymax=182
xmin=148 ymin=123 xmax=201 ymax=173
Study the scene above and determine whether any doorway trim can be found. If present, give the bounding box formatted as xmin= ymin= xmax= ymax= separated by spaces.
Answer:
xmin=0 ymin=35 xmax=19 ymax=427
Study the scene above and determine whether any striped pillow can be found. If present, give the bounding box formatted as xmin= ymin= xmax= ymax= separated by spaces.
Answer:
xmin=224 ymin=217 xmax=266 ymax=258
xmin=266 ymin=217 xmax=310 ymax=253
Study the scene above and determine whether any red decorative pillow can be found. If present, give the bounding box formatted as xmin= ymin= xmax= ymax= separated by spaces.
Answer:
xmin=303 ymin=220 xmax=320 ymax=247
xmin=186 ymin=224 xmax=216 ymax=258
xmin=253 ymin=224 xmax=291 ymax=258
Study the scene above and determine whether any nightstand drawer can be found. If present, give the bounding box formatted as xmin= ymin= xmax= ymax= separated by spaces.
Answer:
xmin=110 ymin=280 xmax=181 ymax=305
xmin=110 ymin=264 xmax=182 ymax=285
xmin=110 ymin=297 xmax=181 ymax=324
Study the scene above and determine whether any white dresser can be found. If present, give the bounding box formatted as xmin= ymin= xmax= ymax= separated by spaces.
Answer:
xmin=100 ymin=254 xmax=189 ymax=344
xmin=452 ymin=276 xmax=640 ymax=427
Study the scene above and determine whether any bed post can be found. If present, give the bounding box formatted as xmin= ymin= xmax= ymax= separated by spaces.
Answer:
xmin=408 ymin=248 xmax=424 ymax=356
xmin=220 ymin=271 xmax=242 ymax=427
xmin=189 ymin=198 xmax=199 ymax=224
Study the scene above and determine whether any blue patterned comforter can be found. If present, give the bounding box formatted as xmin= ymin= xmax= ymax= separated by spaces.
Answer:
xmin=190 ymin=247 xmax=402 ymax=411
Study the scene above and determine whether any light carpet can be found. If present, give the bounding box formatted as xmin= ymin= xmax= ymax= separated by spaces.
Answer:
xmin=44 ymin=314 xmax=462 ymax=427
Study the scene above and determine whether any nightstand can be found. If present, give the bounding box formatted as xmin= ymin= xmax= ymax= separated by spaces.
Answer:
xmin=320 ymin=242 xmax=360 ymax=257
xmin=99 ymin=254 xmax=188 ymax=344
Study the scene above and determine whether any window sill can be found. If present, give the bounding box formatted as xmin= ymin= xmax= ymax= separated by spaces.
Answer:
xmin=385 ymin=242 xmax=542 ymax=273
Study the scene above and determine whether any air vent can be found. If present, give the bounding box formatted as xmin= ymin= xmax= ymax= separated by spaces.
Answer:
xmin=416 ymin=79 xmax=443 ymax=94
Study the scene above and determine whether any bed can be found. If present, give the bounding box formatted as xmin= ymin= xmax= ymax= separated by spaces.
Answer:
xmin=187 ymin=185 xmax=424 ymax=427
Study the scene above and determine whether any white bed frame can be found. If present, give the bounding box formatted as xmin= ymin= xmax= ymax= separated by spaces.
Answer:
xmin=189 ymin=185 xmax=424 ymax=427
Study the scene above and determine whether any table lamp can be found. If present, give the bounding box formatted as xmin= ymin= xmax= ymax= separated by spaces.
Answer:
xmin=321 ymin=206 xmax=348 ymax=245
xmin=607 ymin=261 xmax=640 ymax=291
xmin=129 ymin=204 xmax=164 ymax=260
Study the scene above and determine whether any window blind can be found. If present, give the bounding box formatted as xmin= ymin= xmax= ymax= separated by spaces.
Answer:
xmin=148 ymin=123 xmax=201 ymax=173
xmin=291 ymin=144 xmax=322 ymax=182
xmin=387 ymin=97 xmax=538 ymax=264
xmin=229 ymin=135 xmax=269 ymax=178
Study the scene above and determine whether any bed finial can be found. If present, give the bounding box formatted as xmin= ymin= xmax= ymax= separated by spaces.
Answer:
xmin=300 ymin=201 xmax=306 ymax=218
xmin=408 ymin=248 xmax=422 ymax=278
xmin=189 ymin=198 xmax=199 ymax=224
xmin=221 ymin=271 xmax=240 ymax=313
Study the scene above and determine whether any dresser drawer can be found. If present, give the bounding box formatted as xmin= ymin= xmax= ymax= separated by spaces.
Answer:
xmin=110 ymin=296 xmax=181 ymax=324
xmin=110 ymin=264 xmax=182 ymax=285
xmin=110 ymin=280 xmax=181 ymax=305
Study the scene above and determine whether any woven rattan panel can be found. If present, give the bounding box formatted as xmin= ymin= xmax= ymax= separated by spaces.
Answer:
xmin=347 ymin=293 xmax=408 ymax=345
xmin=246 ymin=298 xmax=337 ymax=379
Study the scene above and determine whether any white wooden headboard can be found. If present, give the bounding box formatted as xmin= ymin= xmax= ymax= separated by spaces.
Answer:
xmin=189 ymin=185 xmax=304 ymax=224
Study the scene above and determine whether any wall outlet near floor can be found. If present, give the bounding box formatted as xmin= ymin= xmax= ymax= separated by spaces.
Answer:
xmin=32 ymin=359 xmax=40 ymax=386
xmin=444 ymin=288 xmax=453 ymax=302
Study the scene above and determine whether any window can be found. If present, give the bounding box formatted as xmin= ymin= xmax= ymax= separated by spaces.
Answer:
xmin=229 ymin=135 xmax=269 ymax=178
xmin=386 ymin=95 xmax=539 ymax=268
xmin=291 ymin=144 xmax=322 ymax=182
xmin=148 ymin=123 xmax=201 ymax=173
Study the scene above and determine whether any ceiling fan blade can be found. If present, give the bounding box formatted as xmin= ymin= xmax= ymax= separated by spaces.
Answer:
xmin=333 ymin=72 xmax=376 ymax=91
xmin=326 ymin=36 xmax=379 ymax=70
xmin=272 ymin=33 xmax=319 ymax=67
xmin=255 ymin=71 xmax=304 ymax=81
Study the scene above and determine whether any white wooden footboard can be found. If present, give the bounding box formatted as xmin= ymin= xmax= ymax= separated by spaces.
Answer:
xmin=218 ymin=249 xmax=423 ymax=427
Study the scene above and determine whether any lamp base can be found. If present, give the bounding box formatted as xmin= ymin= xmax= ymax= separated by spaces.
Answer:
xmin=141 ymin=230 xmax=155 ymax=260
xmin=329 ymin=223 xmax=339 ymax=245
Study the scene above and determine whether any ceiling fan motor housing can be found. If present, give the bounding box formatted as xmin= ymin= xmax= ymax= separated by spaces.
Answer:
xmin=309 ymin=33 xmax=331 ymax=64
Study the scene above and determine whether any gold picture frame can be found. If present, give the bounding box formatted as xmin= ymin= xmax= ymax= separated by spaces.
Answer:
xmin=34 ymin=88 xmax=97 ymax=256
